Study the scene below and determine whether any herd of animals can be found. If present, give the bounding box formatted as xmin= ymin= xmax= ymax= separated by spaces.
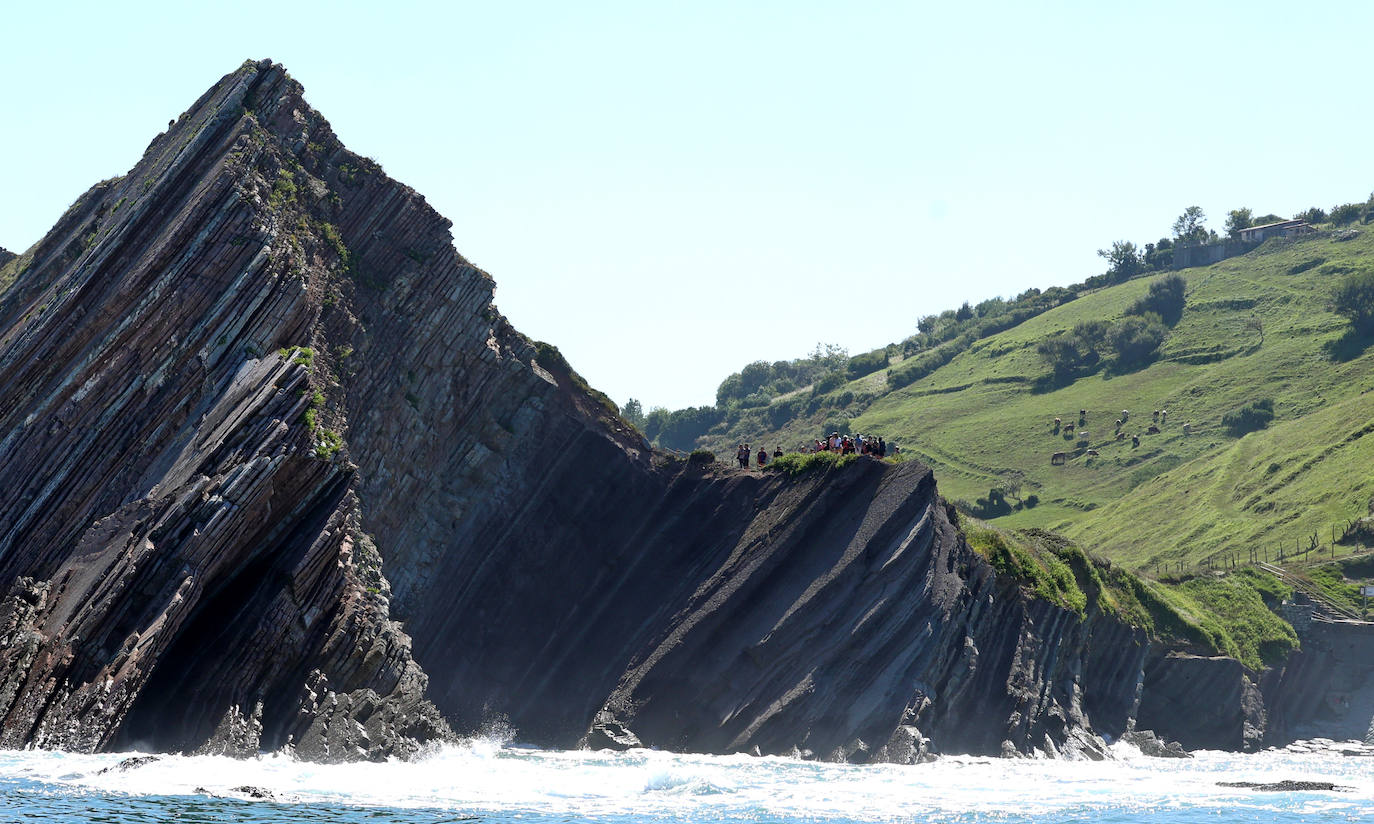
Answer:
xmin=1049 ymin=408 xmax=1189 ymax=465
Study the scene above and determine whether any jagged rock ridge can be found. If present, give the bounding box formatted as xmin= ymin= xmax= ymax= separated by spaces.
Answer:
xmin=0 ymin=60 xmax=1367 ymax=762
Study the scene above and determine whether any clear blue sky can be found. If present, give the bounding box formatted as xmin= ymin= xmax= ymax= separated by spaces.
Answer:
xmin=3 ymin=1 xmax=1372 ymax=411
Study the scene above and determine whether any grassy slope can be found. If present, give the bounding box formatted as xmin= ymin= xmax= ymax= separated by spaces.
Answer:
xmin=959 ymin=519 xmax=1297 ymax=670
xmin=721 ymin=229 xmax=1374 ymax=572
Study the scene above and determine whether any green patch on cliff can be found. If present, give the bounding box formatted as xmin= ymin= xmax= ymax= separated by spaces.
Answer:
xmin=1146 ymin=569 xmax=1297 ymax=669
xmin=769 ymin=451 xmax=857 ymax=476
xmin=962 ymin=522 xmax=1297 ymax=669
xmin=965 ymin=523 xmax=1087 ymax=615
xmin=533 ymin=340 xmax=622 ymax=419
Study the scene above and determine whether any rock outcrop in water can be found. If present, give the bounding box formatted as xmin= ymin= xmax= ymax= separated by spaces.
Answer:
xmin=0 ymin=59 xmax=1355 ymax=763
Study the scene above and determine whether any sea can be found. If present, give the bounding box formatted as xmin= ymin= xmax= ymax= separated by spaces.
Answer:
xmin=0 ymin=737 xmax=1370 ymax=823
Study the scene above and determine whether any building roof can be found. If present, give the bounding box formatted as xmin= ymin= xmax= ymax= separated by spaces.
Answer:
xmin=1242 ymin=219 xmax=1306 ymax=233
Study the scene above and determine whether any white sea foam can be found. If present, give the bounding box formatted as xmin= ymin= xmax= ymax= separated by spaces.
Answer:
xmin=0 ymin=738 xmax=1371 ymax=822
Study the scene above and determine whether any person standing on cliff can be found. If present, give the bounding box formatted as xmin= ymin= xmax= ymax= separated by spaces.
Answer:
xmin=757 ymin=446 xmax=768 ymax=468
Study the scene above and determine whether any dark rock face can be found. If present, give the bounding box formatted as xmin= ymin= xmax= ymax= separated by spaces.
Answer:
xmin=0 ymin=58 xmax=1283 ymax=763
xmin=432 ymin=456 xmax=1151 ymax=759
xmin=1137 ymin=653 xmax=1265 ymax=751
xmin=0 ymin=60 xmax=459 ymax=760
xmin=1260 ymin=621 xmax=1374 ymax=746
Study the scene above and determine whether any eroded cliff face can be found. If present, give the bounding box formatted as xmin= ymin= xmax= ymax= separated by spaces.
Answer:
xmin=0 ymin=59 xmax=1241 ymax=763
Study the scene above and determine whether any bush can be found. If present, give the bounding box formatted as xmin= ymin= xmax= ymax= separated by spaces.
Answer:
xmin=1111 ymin=313 xmax=1167 ymax=368
xmin=1127 ymin=274 xmax=1186 ymax=326
xmin=1333 ymin=270 xmax=1374 ymax=335
xmin=811 ymin=370 xmax=846 ymax=395
xmin=1037 ymin=335 xmax=1090 ymax=382
xmin=1221 ymin=398 xmax=1274 ymax=436
xmin=846 ymin=348 xmax=889 ymax=380
xmin=770 ymin=450 xmax=854 ymax=476
xmin=687 ymin=449 xmax=716 ymax=465
xmin=887 ymin=339 xmax=962 ymax=389
xmin=1024 ymin=494 xmax=1040 ymax=508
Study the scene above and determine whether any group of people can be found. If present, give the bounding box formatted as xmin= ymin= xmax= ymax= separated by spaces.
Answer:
xmin=733 ymin=432 xmax=893 ymax=469
xmin=735 ymin=443 xmax=783 ymax=468
xmin=805 ymin=432 xmax=889 ymax=458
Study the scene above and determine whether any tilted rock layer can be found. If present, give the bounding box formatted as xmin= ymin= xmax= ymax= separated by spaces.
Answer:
xmin=0 ymin=60 xmax=1353 ymax=762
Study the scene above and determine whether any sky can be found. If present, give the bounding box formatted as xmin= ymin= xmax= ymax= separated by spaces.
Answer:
xmin=3 ymin=1 xmax=1373 ymax=412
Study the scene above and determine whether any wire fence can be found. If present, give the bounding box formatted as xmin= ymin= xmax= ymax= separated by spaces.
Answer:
xmin=1154 ymin=518 xmax=1372 ymax=578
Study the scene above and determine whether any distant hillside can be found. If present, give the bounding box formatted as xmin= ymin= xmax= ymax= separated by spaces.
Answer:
xmin=665 ymin=225 xmax=1374 ymax=571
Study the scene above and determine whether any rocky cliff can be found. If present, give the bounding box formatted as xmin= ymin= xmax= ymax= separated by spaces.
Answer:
xmin=0 ymin=59 xmax=1336 ymax=763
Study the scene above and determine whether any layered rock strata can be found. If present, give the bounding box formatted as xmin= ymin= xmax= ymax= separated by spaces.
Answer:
xmin=0 ymin=59 xmax=1327 ymax=763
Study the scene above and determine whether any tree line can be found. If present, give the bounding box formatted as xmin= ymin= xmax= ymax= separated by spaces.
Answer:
xmin=622 ymin=194 xmax=1374 ymax=452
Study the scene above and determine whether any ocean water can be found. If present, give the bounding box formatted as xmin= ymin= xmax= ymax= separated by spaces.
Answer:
xmin=1 ymin=738 xmax=1371 ymax=823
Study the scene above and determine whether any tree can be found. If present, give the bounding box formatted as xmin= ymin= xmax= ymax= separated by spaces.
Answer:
xmin=1142 ymin=237 xmax=1174 ymax=272
xmin=1224 ymin=208 xmax=1253 ymax=238
xmin=1333 ymin=271 xmax=1374 ymax=335
xmin=1296 ymin=207 xmax=1327 ymax=224
xmin=715 ymin=373 xmax=743 ymax=406
xmin=739 ymin=360 xmax=773 ymax=396
xmin=808 ymin=342 xmax=849 ymax=371
xmin=643 ymin=406 xmax=670 ymax=442
xmin=955 ymin=301 xmax=974 ymax=321
xmin=916 ymin=315 xmax=939 ymax=335
xmin=1331 ymin=203 xmax=1363 ymax=226
xmin=976 ymin=296 xmax=1008 ymax=318
xmin=622 ymin=398 xmax=645 ymax=429
xmin=1172 ymin=206 xmax=1210 ymax=247
xmin=1245 ymin=316 xmax=1264 ymax=345
xmin=1097 ymin=240 xmax=1143 ymax=281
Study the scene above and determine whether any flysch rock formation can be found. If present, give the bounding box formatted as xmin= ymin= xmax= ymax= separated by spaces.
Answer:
xmin=0 ymin=60 xmax=1362 ymax=763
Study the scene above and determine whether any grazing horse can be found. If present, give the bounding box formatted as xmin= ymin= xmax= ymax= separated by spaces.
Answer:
xmin=1051 ymin=452 xmax=1067 ymax=465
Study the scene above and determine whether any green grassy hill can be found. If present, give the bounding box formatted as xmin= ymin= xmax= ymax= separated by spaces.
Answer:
xmin=696 ymin=228 xmax=1374 ymax=573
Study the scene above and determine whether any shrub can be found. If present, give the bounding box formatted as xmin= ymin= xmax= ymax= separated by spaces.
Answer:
xmin=1127 ymin=274 xmax=1186 ymax=326
xmin=1111 ymin=313 xmax=1167 ymax=368
xmin=1332 ymin=270 xmax=1374 ymax=335
xmin=1221 ymin=398 xmax=1274 ymax=436
xmin=688 ymin=449 xmax=715 ymax=465
xmin=770 ymin=450 xmax=854 ymax=476
xmin=811 ymin=370 xmax=846 ymax=395
xmin=768 ymin=396 xmax=804 ymax=429
xmin=887 ymin=340 xmax=960 ymax=389
xmin=1024 ymin=494 xmax=1040 ymax=508
xmin=846 ymin=348 xmax=889 ymax=380
xmin=1037 ymin=335 xmax=1090 ymax=382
